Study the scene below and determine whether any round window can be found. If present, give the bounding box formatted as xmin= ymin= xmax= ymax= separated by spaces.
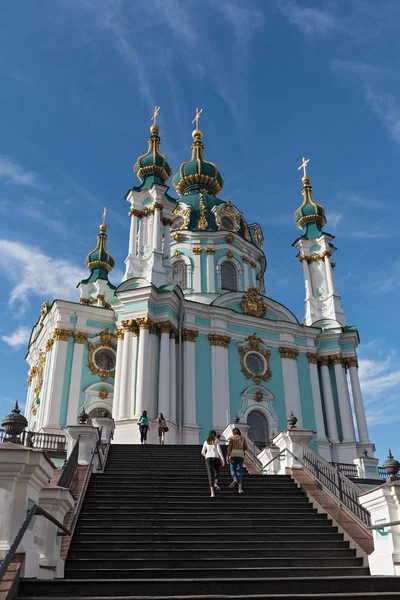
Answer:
xmin=245 ymin=352 xmax=265 ymax=376
xmin=93 ymin=348 xmax=116 ymax=371
xmin=221 ymin=216 xmax=235 ymax=231
xmin=171 ymin=216 xmax=185 ymax=231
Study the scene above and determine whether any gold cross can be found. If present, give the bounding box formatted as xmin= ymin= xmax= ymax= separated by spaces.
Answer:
xmin=298 ymin=157 xmax=310 ymax=177
xmin=151 ymin=106 xmax=160 ymax=126
xmin=192 ymin=108 xmax=203 ymax=129
xmin=102 ymin=207 xmax=108 ymax=225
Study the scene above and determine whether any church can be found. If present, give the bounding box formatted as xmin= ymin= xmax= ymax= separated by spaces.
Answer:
xmin=24 ymin=109 xmax=373 ymax=463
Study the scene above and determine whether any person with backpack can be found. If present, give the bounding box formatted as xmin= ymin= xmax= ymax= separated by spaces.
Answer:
xmin=158 ymin=412 xmax=168 ymax=445
xmin=138 ymin=410 xmax=150 ymax=444
xmin=226 ymin=427 xmax=247 ymax=494
xmin=201 ymin=430 xmax=225 ymax=498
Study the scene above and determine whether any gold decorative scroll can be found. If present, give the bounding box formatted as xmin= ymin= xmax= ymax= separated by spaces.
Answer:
xmin=241 ymin=286 xmax=266 ymax=318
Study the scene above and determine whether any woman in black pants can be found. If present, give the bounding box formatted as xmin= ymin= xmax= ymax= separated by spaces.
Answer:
xmin=201 ymin=430 xmax=225 ymax=498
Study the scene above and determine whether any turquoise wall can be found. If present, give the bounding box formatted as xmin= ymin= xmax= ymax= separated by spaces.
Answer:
xmin=294 ymin=337 xmax=307 ymax=345
xmin=86 ymin=319 xmax=116 ymax=330
xmin=317 ymin=366 xmax=328 ymax=438
xmin=195 ymin=334 xmax=212 ymax=443
xmin=59 ymin=337 xmax=75 ymax=427
xmin=200 ymin=250 xmax=208 ymax=292
xmin=227 ymin=323 xmax=279 ymax=340
xmin=195 ymin=317 xmax=211 ymax=326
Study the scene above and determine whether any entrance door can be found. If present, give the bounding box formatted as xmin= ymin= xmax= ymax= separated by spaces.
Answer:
xmin=246 ymin=411 xmax=269 ymax=451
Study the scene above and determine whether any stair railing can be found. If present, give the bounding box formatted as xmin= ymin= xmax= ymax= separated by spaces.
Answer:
xmin=260 ymin=442 xmax=371 ymax=530
xmin=0 ymin=504 xmax=70 ymax=581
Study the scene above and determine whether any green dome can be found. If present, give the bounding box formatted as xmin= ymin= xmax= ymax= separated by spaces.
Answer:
xmin=134 ymin=124 xmax=172 ymax=185
xmin=171 ymin=192 xmax=252 ymax=243
xmin=294 ymin=176 xmax=327 ymax=237
xmin=84 ymin=224 xmax=116 ymax=279
xmin=172 ymin=129 xmax=224 ymax=196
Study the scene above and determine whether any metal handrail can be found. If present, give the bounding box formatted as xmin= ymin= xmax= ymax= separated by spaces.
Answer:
xmin=261 ymin=444 xmax=371 ymax=530
xmin=57 ymin=437 xmax=80 ymax=488
xmin=368 ymin=519 xmax=400 ymax=530
xmin=0 ymin=504 xmax=70 ymax=581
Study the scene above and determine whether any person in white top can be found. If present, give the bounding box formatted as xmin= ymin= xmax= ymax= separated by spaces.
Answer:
xmin=201 ymin=430 xmax=225 ymax=498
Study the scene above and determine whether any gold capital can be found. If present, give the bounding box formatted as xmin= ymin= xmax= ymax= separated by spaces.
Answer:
xmin=115 ymin=327 xmax=125 ymax=340
xmin=330 ymin=353 xmax=344 ymax=366
xmin=206 ymin=247 xmax=216 ymax=254
xmin=306 ymin=352 xmax=318 ymax=364
xmin=183 ymin=328 xmax=199 ymax=342
xmin=129 ymin=208 xmax=144 ymax=218
xmin=279 ymin=347 xmax=299 ymax=360
xmin=192 ymin=247 xmax=203 ymax=255
xmin=242 ymin=256 xmax=250 ymax=264
xmin=346 ymin=356 xmax=359 ymax=369
xmin=208 ymin=334 xmax=231 ymax=348
xmin=250 ymin=260 xmax=257 ymax=268
xmin=158 ymin=321 xmax=173 ymax=334
xmin=74 ymin=331 xmax=88 ymax=344
xmin=318 ymin=356 xmax=330 ymax=367
xmin=53 ymin=328 xmax=71 ymax=342
xmin=121 ymin=319 xmax=137 ymax=333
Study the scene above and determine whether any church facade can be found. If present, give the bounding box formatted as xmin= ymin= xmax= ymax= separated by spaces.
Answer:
xmin=24 ymin=113 xmax=373 ymax=463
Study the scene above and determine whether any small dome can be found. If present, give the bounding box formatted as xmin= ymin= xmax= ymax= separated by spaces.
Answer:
xmin=134 ymin=124 xmax=172 ymax=185
xmin=85 ymin=224 xmax=116 ymax=275
xmin=172 ymin=129 xmax=224 ymax=197
xmin=294 ymin=176 xmax=327 ymax=234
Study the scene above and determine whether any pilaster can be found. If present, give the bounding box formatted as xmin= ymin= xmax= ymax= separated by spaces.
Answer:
xmin=279 ymin=347 xmax=302 ymax=428
xmin=135 ymin=318 xmax=151 ymax=417
xmin=182 ymin=329 xmax=198 ymax=428
xmin=319 ymin=356 xmax=340 ymax=443
xmin=158 ymin=321 xmax=172 ymax=418
xmin=66 ymin=333 xmax=87 ymax=426
xmin=209 ymin=334 xmax=231 ymax=431
xmin=42 ymin=330 xmax=72 ymax=430
xmin=112 ymin=328 xmax=124 ymax=421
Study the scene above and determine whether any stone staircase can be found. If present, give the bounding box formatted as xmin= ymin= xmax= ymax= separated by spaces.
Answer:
xmin=16 ymin=444 xmax=400 ymax=599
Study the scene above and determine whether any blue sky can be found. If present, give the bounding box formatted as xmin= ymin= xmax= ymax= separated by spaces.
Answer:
xmin=0 ymin=0 xmax=399 ymax=464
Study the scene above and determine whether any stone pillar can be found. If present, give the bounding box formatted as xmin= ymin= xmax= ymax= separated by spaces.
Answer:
xmin=354 ymin=454 xmax=380 ymax=479
xmin=359 ymin=481 xmax=400 ymax=575
xmin=279 ymin=347 xmax=302 ymax=428
xmin=209 ymin=334 xmax=231 ymax=431
xmin=129 ymin=331 xmax=138 ymax=419
xmin=64 ymin=425 xmax=100 ymax=467
xmin=152 ymin=204 xmax=162 ymax=252
xmin=35 ymin=487 xmax=74 ymax=578
xmin=66 ymin=332 xmax=87 ymax=426
xmin=272 ymin=428 xmax=315 ymax=473
xmin=347 ymin=357 xmax=371 ymax=444
xmin=147 ymin=321 xmax=159 ymax=420
xmin=0 ymin=445 xmax=55 ymax=578
xmin=169 ymin=329 xmax=177 ymax=423
xmin=118 ymin=320 xmax=135 ymax=419
xmin=206 ymin=248 xmax=216 ymax=293
xmin=192 ymin=248 xmax=202 ymax=293
xmin=331 ymin=354 xmax=356 ymax=443
xmin=307 ymin=352 xmax=331 ymax=461
xmin=128 ymin=209 xmax=141 ymax=257
xmin=112 ymin=328 xmax=125 ymax=421
xmin=158 ymin=322 xmax=172 ymax=419
xmin=183 ymin=329 xmax=198 ymax=428
xmin=319 ymin=357 xmax=340 ymax=443
xmin=135 ymin=318 xmax=151 ymax=417
xmin=258 ymin=445 xmax=281 ymax=475
xmin=163 ymin=219 xmax=171 ymax=260
xmin=324 ymin=255 xmax=336 ymax=296
xmin=42 ymin=329 xmax=72 ymax=429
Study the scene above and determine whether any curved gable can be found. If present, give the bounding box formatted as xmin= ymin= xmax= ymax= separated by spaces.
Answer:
xmin=211 ymin=292 xmax=298 ymax=324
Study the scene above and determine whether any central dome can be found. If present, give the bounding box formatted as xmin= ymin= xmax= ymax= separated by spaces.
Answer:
xmin=172 ymin=129 xmax=224 ymax=196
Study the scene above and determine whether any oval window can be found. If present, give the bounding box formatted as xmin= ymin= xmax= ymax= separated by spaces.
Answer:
xmin=245 ymin=352 xmax=265 ymax=376
xmin=171 ymin=216 xmax=185 ymax=231
xmin=94 ymin=348 xmax=116 ymax=371
xmin=221 ymin=216 xmax=235 ymax=230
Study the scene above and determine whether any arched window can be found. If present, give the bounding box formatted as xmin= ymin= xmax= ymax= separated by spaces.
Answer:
xmin=221 ymin=261 xmax=237 ymax=291
xmin=173 ymin=260 xmax=188 ymax=290
xmin=247 ymin=411 xmax=269 ymax=451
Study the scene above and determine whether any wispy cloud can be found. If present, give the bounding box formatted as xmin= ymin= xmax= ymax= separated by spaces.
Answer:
xmin=346 ymin=193 xmax=384 ymax=210
xmin=1 ymin=326 xmax=31 ymax=350
xmin=366 ymin=88 xmax=400 ymax=144
xmin=0 ymin=240 xmax=86 ymax=314
xmin=358 ymin=349 xmax=400 ymax=427
xmin=279 ymin=2 xmax=336 ymax=35
xmin=21 ymin=200 xmax=70 ymax=238
xmin=207 ymin=0 xmax=265 ymax=50
xmin=0 ymin=158 xmax=46 ymax=190
xmin=327 ymin=212 xmax=343 ymax=228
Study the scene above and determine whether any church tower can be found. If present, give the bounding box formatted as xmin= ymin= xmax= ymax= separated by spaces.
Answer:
xmin=293 ymin=159 xmax=346 ymax=327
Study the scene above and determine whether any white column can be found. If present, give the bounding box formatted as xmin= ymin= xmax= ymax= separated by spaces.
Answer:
xmin=348 ymin=359 xmax=370 ymax=443
xmin=183 ymin=330 xmax=198 ymax=426
xmin=332 ymin=355 xmax=356 ymax=442
xmin=37 ymin=349 xmax=52 ymax=430
xmin=158 ymin=324 xmax=171 ymax=418
xmin=137 ymin=215 xmax=143 ymax=256
xmin=163 ymin=221 xmax=171 ymax=260
xmin=319 ymin=359 xmax=339 ymax=443
xmin=128 ymin=212 xmax=139 ymax=256
xmin=147 ymin=325 xmax=158 ymax=419
xmin=207 ymin=249 xmax=216 ymax=292
xmin=135 ymin=320 xmax=150 ymax=417
xmin=307 ymin=354 xmax=326 ymax=441
xmin=324 ymin=257 xmax=336 ymax=295
xmin=210 ymin=336 xmax=231 ymax=430
xmin=301 ymin=257 xmax=312 ymax=299
xmin=152 ymin=206 xmax=162 ymax=252
xmin=243 ymin=260 xmax=250 ymax=289
xmin=193 ymin=249 xmax=202 ymax=292
xmin=280 ymin=348 xmax=302 ymax=428
xmin=66 ymin=335 xmax=86 ymax=426
xmin=112 ymin=330 xmax=124 ymax=421
xmin=169 ymin=332 xmax=177 ymax=423
xmin=250 ymin=262 xmax=256 ymax=286
xmin=42 ymin=332 xmax=71 ymax=430
xmin=129 ymin=333 xmax=138 ymax=419
xmin=119 ymin=323 xmax=133 ymax=419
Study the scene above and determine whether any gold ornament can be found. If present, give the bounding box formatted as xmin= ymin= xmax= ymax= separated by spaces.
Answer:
xmin=250 ymin=260 xmax=257 ymax=268
xmin=255 ymin=391 xmax=263 ymax=403
xmin=238 ymin=333 xmax=272 ymax=384
xmin=192 ymin=247 xmax=203 ymax=255
xmin=212 ymin=203 xmax=240 ymax=232
xmin=174 ymin=250 xmax=181 ymax=258
xmin=53 ymin=328 xmax=71 ymax=342
xmin=74 ymin=332 xmax=88 ymax=344
xmin=279 ymin=347 xmax=299 ymax=360
xmin=225 ymin=233 xmax=234 ymax=244
xmin=253 ymin=225 xmax=263 ymax=249
xmin=346 ymin=356 xmax=358 ymax=369
xmin=79 ymin=297 xmax=95 ymax=306
xmin=242 ymin=256 xmax=250 ymax=264
xmin=171 ymin=205 xmax=191 ymax=229
xmin=45 ymin=338 xmax=54 ymax=352
xmin=208 ymin=334 xmax=231 ymax=348
xmin=129 ymin=207 xmax=144 ymax=218
xmin=115 ymin=328 xmax=125 ymax=340
xmin=182 ymin=329 xmax=199 ymax=342
xmin=87 ymin=329 xmax=117 ymax=379
xmin=158 ymin=321 xmax=173 ymax=334
xmin=198 ymin=193 xmax=208 ymax=230
xmin=173 ymin=233 xmax=183 ymax=243
xmin=318 ymin=356 xmax=330 ymax=367
xmin=206 ymin=247 xmax=216 ymax=254
xmin=39 ymin=300 xmax=50 ymax=327
xmin=330 ymin=353 xmax=344 ymax=366
xmin=241 ymin=286 xmax=266 ymax=318
xmin=306 ymin=352 xmax=318 ymax=364
xmin=98 ymin=387 xmax=109 ymax=400
xmin=226 ymin=250 xmax=234 ymax=259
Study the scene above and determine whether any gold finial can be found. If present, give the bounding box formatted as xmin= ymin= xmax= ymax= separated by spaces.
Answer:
xmin=151 ymin=106 xmax=160 ymax=126
xmin=192 ymin=108 xmax=203 ymax=131
xmin=298 ymin=157 xmax=310 ymax=179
